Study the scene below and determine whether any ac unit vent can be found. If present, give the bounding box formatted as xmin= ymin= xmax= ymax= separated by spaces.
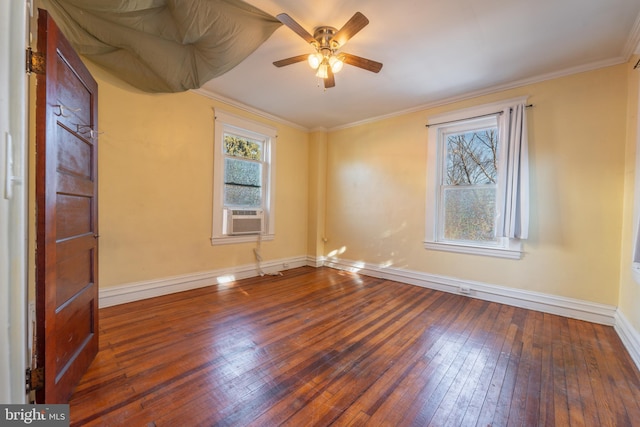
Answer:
xmin=231 ymin=210 xmax=259 ymax=216
xmin=227 ymin=209 xmax=263 ymax=235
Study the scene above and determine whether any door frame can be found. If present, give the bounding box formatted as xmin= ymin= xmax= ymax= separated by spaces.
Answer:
xmin=0 ymin=0 xmax=29 ymax=404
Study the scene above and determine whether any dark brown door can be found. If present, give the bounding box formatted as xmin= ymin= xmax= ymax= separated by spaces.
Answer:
xmin=35 ymin=9 xmax=99 ymax=403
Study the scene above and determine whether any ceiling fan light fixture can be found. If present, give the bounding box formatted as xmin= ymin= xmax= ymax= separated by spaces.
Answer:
xmin=274 ymin=12 xmax=383 ymax=88
xmin=329 ymin=55 xmax=344 ymax=73
xmin=308 ymin=52 xmax=322 ymax=69
xmin=316 ymin=62 xmax=329 ymax=79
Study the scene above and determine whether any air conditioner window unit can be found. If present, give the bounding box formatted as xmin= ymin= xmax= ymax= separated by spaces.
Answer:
xmin=226 ymin=209 xmax=264 ymax=235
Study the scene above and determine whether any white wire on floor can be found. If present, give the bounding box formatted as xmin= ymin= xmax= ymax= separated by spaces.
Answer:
xmin=254 ymin=232 xmax=282 ymax=277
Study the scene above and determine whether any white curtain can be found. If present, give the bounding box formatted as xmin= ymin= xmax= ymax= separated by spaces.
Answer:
xmin=501 ymin=103 xmax=529 ymax=239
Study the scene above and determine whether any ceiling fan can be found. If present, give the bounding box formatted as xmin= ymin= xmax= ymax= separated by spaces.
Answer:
xmin=273 ymin=12 xmax=383 ymax=89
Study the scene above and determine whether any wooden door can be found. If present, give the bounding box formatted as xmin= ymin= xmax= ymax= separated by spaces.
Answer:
xmin=35 ymin=9 xmax=99 ymax=403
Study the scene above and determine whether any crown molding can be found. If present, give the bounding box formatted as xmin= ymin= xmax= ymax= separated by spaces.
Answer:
xmin=330 ymin=56 xmax=627 ymax=131
xmin=194 ymin=54 xmax=629 ymax=133
xmin=192 ymin=88 xmax=309 ymax=132
xmin=624 ymin=10 xmax=640 ymax=56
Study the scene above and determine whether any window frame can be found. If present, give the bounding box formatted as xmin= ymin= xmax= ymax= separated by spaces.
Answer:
xmin=223 ymin=135 xmax=264 ymax=209
xmin=631 ymin=76 xmax=640 ymax=281
xmin=212 ymin=110 xmax=276 ymax=245
xmin=425 ymin=97 xmax=527 ymax=259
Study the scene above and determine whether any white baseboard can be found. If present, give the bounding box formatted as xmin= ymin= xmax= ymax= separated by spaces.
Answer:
xmin=99 ymin=254 xmax=639 ymax=371
xmin=320 ymin=257 xmax=640 ymax=370
xmin=99 ymin=256 xmax=308 ymax=308
xmin=322 ymin=257 xmax=617 ymax=326
xmin=305 ymin=255 xmax=326 ymax=268
xmin=103 ymin=255 xmax=618 ymax=324
xmin=614 ymin=311 xmax=640 ymax=371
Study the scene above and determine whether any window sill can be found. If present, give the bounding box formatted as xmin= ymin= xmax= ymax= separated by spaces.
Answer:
xmin=211 ymin=233 xmax=274 ymax=246
xmin=423 ymin=240 xmax=523 ymax=259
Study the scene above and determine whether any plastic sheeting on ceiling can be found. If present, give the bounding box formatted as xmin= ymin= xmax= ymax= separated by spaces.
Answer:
xmin=40 ymin=0 xmax=282 ymax=92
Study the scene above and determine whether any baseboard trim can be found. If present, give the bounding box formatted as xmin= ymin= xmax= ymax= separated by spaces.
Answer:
xmin=99 ymin=256 xmax=308 ymax=308
xmin=305 ymin=255 xmax=326 ymax=268
xmin=316 ymin=258 xmax=640 ymax=369
xmin=99 ymin=255 xmax=638 ymax=370
xmin=321 ymin=257 xmax=640 ymax=371
xmin=322 ymin=257 xmax=617 ymax=326
xmin=614 ymin=311 xmax=640 ymax=371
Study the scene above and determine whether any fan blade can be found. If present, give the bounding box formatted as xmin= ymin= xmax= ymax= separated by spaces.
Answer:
xmin=273 ymin=54 xmax=308 ymax=67
xmin=333 ymin=12 xmax=369 ymax=47
xmin=324 ymin=67 xmax=335 ymax=88
xmin=341 ymin=53 xmax=383 ymax=73
xmin=276 ymin=13 xmax=316 ymax=44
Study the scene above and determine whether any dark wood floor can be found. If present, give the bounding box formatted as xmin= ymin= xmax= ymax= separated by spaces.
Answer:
xmin=68 ymin=267 xmax=640 ymax=426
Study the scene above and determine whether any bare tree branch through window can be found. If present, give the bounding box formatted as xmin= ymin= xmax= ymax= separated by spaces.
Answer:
xmin=443 ymin=127 xmax=499 ymax=242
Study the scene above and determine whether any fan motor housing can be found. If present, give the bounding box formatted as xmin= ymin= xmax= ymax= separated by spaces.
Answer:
xmin=313 ymin=26 xmax=338 ymax=49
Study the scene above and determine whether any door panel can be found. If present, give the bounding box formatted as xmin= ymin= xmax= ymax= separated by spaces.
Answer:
xmin=56 ymin=195 xmax=92 ymax=238
xmin=56 ymin=242 xmax=93 ymax=305
xmin=57 ymin=131 xmax=93 ymax=178
xmin=54 ymin=290 xmax=95 ymax=378
xmin=35 ymin=9 xmax=99 ymax=404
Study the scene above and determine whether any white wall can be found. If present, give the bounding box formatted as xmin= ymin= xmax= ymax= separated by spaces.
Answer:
xmin=0 ymin=0 xmax=29 ymax=403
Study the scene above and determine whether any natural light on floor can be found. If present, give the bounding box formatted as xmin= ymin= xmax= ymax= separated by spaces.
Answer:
xmin=216 ymin=275 xmax=236 ymax=285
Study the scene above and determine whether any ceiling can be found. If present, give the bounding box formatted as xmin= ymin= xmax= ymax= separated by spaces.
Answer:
xmin=199 ymin=0 xmax=640 ymax=130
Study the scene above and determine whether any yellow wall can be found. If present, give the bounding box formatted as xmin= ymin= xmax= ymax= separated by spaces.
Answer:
xmin=326 ymin=65 xmax=628 ymax=305
xmin=76 ymin=57 xmax=631 ymax=312
xmin=307 ymin=131 xmax=328 ymax=261
xmin=619 ymin=55 xmax=640 ymax=331
xmin=87 ymin=64 xmax=310 ymax=288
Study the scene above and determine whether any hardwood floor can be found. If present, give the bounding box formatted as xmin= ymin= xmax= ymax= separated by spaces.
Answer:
xmin=68 ymin=267 xmax=640 ymax=426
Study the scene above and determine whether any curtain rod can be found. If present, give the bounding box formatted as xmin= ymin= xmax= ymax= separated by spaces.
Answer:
xmin=426 ymin=104 xmax=533 ymax=128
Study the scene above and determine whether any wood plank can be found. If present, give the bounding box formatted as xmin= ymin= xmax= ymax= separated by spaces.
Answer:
xmin=456 ymin=304 xmax=517 ymax=425
xmin=68 ymin=267 xmax=640 ymax=426
xmin=506 ymin=309 xmax=539 ymax=426
xmin=522 ymin=309 xmax=544 ymax=426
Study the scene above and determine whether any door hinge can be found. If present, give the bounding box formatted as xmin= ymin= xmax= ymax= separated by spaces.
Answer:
xmin=26 ymin=48 xmax=45 ymax=74
xmin=26 ymin=367 xmax=44 ymax=393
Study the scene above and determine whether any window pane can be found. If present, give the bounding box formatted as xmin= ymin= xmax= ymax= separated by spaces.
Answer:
xmin=225 ymin=158 xmax=261 ymax=187
xmin=224 ymin=184 xmax=262 ymax=207
xmin=443 ymin=186 xmax=497 ymax=242
xmin=445 ymin=128 xmax=498 ymax=185
xmin=441 ymin=125 xmax=499 ymax=244
xmin=224 ymin=158 xmax=262 ymax=207
xmin=224 ymin=134 xmax=262 ymax=160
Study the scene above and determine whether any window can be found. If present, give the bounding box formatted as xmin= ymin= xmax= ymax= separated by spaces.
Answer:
xmin=441 ymin=121 xmax=499 ymax=243
xmin=632 ymin=80 xmax=640 ymax=281
xmin=425 ymin=97 xmax=529 ymax=259
xmin=224 ymin=135 xmax=263 ymax=208
xmin=212 ymin=110 xmax=276 ymax=244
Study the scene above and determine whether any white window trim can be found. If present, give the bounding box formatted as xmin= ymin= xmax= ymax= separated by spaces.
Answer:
xmin=211 ymin=110 xmax=276 ymax=245
xmin=424 ymin=97 xmax=527 ymax=259
xmin=631 ymin=72 xmax=640 ymax=280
